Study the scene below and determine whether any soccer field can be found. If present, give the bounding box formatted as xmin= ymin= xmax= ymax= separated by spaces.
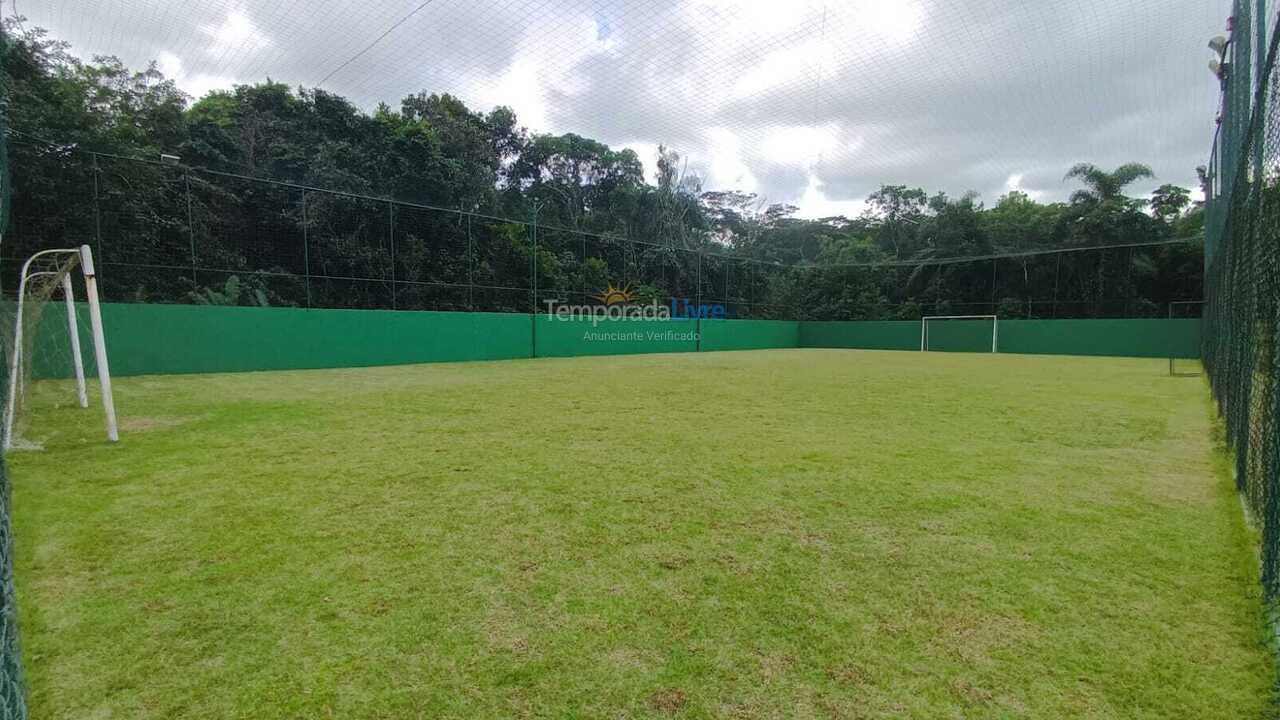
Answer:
xmin=7 ymin=349 xmax=1273 ymax=718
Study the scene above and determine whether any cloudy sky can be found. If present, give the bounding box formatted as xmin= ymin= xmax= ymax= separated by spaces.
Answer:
xmin=21 ymin=0 xmax=1231 ymax=216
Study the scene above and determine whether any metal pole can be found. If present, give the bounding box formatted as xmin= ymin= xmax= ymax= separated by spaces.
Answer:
xmin=696 ymin=250 xmax=703 ymax=352
xmin=185 ymin=172 xmax=197 ymax=291
xmin=3 ymin=263 xmax=31 ymax=450
xmin=91 ymin=153 xmax=104 ymax=294
xmin=467 ymin=212 xmax=475 ymax=310
xmin=79 ymin=245 xmax=118 ymax=443
xmin=1256 ymin=0 xmax=1267 ymax=180
xmin=301 ymin=190 xmax=311 ymax=308
xmin=530 ymin=202 xmax=540 ymax=358
xmin=62 ymin=273 xmax=88 ymax=408
xmin=1052 ymin=253 xmax=1061 ymax=318
xmin=388 ymin=201 xmax=396 ymax=310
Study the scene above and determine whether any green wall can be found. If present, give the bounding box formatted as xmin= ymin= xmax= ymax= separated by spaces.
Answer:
xmin=701 ymin=319 xmax=801 ymax=351
xmin=799 ymin=318 xmax=1201 ymax=358
xmin=533 ymin=316 xmax=699 ymax=357
xmin=35 ymin=304 xmax=533 ymax=378
xmin=29 ymin=303 xmax=1200 ymax=379
xmin=801 ymin=321 xmax=919 ymax=351
xmin=997 ymin=318 xmax=1201 ymax=358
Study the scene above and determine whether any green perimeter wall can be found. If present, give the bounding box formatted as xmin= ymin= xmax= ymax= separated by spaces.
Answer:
xmin=800 ymin=318 xmax=1202 ymax=359
xmin=31 ymin=303 xmax=1196 ymax=378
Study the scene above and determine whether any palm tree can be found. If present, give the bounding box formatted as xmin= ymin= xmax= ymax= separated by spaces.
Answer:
xmin=1063 ymin=162 xmax=1154 ymax=205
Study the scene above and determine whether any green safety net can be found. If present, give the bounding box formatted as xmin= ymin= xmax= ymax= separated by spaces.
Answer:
xmin=0 ymin=20 xmax=27 ymax=720
xmin=1203 ymin=1 xmax=1280 ymax=599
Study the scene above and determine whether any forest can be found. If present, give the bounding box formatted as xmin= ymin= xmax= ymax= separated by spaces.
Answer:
xmin=0 ymin=20 xmax=1205 ymax=319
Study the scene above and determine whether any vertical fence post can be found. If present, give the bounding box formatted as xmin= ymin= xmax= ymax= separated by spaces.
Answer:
xmin=1051 ymin=253 xmax=1061 ymax=319
xmin=1255 ymin=0 xmax=1267 ymax=180
xmin=467 ymin=212 xmax=475 ymax=311
xmin=530 ymin=202 xmax=540 ymax=358
xmin=388 ymin=201 xmax=396 ymax=311
xmin=185 ymin=172 xmax=197 ymax=291
xmin=990 ymin=257 xmax=997 ymax=313
xmin=727 ymin=257 xmax=737 ymax=313
xmin=90 ymin=152 xmax=104 ymax=294
xmin=696 ymin=250 xmax=703 ymax=352
xmin=301 ymin=189 xmax=311 ymax=308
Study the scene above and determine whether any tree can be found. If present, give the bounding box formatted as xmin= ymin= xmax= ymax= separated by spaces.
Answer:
xmin=1063 ymin=162 xmax=1154 ymax=206
xmin=1150 ymin=184 xmax=1191 ymax=221
xmin=865 ymin=185 xmax=927 ymax=259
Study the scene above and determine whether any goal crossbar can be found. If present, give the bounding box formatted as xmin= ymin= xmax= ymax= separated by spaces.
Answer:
xmin=3 ymin=245 xmax=118 ymax=450
xmin=920 ymin=315 xmax=999 ymax=353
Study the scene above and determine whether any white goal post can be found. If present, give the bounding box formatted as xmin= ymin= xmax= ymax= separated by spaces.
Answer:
xmin=920 ymin=315 xmax=999 ymax=353
xmin=3 ymin=245 xmax=118 ymax=450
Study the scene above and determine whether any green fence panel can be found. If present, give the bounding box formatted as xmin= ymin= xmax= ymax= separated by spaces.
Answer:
xmin=27 ymin=305 xmax=1203 ymax=379
xmin=799 ymin=321 xmax=919 ymax=351
xmin=998 ymin=319 xmax=1201 ymax=359
xmin=798 ymin=318 xmax=1200 ymax=358
xmin=700 ymin=319 xmax=800 ymax=351
xmin=34 ymin=304 xmax=533 ymax=378
xmin=532 ymin=315 xmax=699 ymax=358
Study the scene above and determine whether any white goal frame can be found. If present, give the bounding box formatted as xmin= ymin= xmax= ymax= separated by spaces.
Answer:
xmin=3 ymin=245 xmax=118 ymax=450
xmin=920 ymin=315 xmax=999 ymax=353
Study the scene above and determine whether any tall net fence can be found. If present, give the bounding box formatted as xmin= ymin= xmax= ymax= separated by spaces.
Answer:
xmin=0 ymin=23 xmax=26 ymax=720
xmin=0 ymin=147 xmax=1202 ymax=322
xmin=1203 ymin=2 xmax=1280 ymax=599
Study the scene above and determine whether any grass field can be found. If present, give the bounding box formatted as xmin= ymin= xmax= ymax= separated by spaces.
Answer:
xmin=7 ymin=348 xmax=1275 ymax=718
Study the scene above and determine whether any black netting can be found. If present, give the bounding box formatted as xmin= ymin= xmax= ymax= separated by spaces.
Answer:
xmin=1203 ymin=7 xmax=1280 ymax=597
xmin=0 ymin=22 xmax=28 ymax=720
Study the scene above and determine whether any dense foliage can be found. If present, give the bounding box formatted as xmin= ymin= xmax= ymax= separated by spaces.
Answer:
xmin=1 ymin=21 xmax=1203 ymax=318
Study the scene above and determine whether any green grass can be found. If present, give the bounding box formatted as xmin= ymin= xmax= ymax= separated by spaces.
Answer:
xmin=7 ymin=349 xmax=1275 ymax=718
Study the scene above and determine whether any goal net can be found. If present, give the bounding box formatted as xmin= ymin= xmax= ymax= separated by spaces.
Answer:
xmin=1 ymin=246 xmax=117 ymax=451
xmin=920 ymin=315 xmax=999 ymax=353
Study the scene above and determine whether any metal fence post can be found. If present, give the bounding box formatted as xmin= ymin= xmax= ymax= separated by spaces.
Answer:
xmin=185 ymin=172 xmax=197 ymax=291
xmin=388 ymin=201 xmax=396 ymax=310
xmin=530 ymin=202 xmax=540 ymax=358
xmin=90 ymin=152 xmax=104 ymax=293
xmin=696 ymin=250 xmax=703 ymax=352
xmin=467 ymin=212 xmax=475 ymax=311
xmin=301 ymin=189 xmax=311 ymax=308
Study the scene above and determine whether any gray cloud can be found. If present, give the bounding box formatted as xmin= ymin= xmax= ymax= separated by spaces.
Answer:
xmin=22 ymin=0 xmax=1231 ymax=213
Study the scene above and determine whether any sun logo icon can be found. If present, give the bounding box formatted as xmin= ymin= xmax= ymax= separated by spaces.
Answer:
xmin=592 ymin=282 xmax=635 ymax=306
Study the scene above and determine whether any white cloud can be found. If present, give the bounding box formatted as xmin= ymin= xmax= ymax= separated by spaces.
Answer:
xmin=759 ymin=124 xmax=843 ymax=166
xmin=471 ymin=15 xmax=616 ymax=135
xmin=200 ymin=10 xmax=271 ymax=53
xmin=796 ymin=174 xmax=867 ymax=219
xmin=732 ymin=42 xmax=823 ymax=99
xmin=156 ymin=51 xmax=237 ymax=100
xmin=1003 ymin=173 xmax=1044 ymax=202
xmin=690 ymin=0 xmax=815 ymax=36
xmin=849 ymin=1 xmax=924 ymax=44
xmin=706 ymin=128 xmax=758 ymax=193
